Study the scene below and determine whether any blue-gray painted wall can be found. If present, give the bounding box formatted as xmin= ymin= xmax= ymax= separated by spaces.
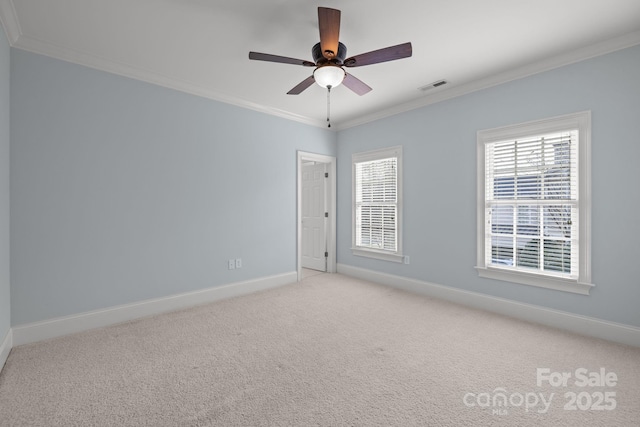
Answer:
xmin=0 ymin=24 xmax=10 ymax=341
xmin=7 ymin=43 xmax=640 ymax=329
xmin=337 ymin=45 xmax=640 ymax=327
xmin=10 ymin=49 xmax=336 ymax=324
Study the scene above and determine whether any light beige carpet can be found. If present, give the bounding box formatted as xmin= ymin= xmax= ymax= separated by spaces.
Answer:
xmin=0 ymin=273 xmax=639 ymax=426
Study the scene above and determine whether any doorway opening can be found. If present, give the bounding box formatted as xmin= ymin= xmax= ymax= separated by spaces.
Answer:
xmin=297 ymin=151 xmax=336 ymax=281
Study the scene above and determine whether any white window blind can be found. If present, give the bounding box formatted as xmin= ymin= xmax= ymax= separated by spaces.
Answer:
xmin=352 ymin=146 xmax=403 ymax=262
xmin=485 ymin=131 xmax=579 ymax=278
xmin=355 ymin=157 xmax=398 ymax=251
xmin=476 ymin=111 xmax=593 ymax=295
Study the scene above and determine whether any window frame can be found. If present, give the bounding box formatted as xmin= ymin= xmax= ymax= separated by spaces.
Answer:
xmin=476 ymin=111 xmax=593 ymax=295
xmin=352 ymin=145 xmax=404 ymax=263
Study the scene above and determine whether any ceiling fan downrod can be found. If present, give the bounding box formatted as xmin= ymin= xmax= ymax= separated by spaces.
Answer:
xmin=326 ymin=85 xmax=332 ymax=128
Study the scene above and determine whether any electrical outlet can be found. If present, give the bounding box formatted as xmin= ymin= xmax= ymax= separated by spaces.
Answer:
xmin=403 ymin=255 xmax=410 ymax=265
xmin=228 ymin=259 xmax=235 ymax=270
xmin=235 ymin=258 xmax=242 ymax=269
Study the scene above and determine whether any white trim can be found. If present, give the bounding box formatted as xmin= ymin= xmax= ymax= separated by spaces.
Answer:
xmin=12 ymin=272 xmax=296 ymax=346
xmin=475 ymin=266 xmax=593 ymax=295
xmin=2 ymin=0 xmax=638 ymax=131
xmin=0 ymin=0 xmax=21 ymax=44
xmin=0 ymin=328 xmax=12 ymax=373
xmin=352 ymin=146 xmax=404 ymax=260
xmin=336 ymin=31 xmax=640 ymax=130
xmin=297 ymin=151 xmax=337 ymax=280
xmin=351 ymin=248 xmax=404 ymax=263
xmin=476 ymin=111 xmax=592 ymax=294
xmin=337 ymin=264 xmax=640 ymax=348
xmin=7 ymin=33 xmax=329 ymax=129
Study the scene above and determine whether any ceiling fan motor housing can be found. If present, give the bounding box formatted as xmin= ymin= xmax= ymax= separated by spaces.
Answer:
xmin=313 ymin=42 xmax=347 ymax=65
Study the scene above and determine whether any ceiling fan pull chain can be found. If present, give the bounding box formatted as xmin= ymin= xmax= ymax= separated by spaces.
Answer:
xmin=326 ymin=85 xmax=332 ymax=128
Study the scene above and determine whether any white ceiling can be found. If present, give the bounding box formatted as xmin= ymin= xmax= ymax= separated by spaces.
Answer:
xmin=1 ymin=0 xmax=639 ymax=129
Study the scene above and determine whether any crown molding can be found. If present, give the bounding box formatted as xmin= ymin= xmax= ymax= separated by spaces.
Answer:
xmin=2 ymin=0 xmax=639 ymax=131
xmin=0 ymin=0 xmax=329 ymax=128
xmin=11 ymin=33 xmax=329 ymax=129
xmin=335 ymin=30 xmax=640 ymax=130
xmin=0 ymin=0 xmax=21 ymax=44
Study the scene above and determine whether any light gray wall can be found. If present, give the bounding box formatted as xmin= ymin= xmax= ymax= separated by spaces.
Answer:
xmin=10 ymin=49 xmax=336 ymax=325
xmin=0 ymin=24 xmax=10 ymax=339
xmin=337 ymin=45 xmax=640 ymax=327
xmin=8 ymin=42 xmax=640 ymax=329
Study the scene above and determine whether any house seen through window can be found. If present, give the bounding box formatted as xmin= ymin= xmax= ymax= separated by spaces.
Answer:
xmin=489 ymin=131 xmax=576 ymax=274
xmin=476 ymin=112 xmax=593 ymax=295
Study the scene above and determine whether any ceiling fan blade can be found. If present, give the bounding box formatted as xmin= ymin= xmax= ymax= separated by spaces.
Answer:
xmin=249 ymin=52 xmax=315 ymax=67
xmin=343 ymin=73 xmax=372 ymax=96
xmin=287 ymin=75 xmax=316 ymax=95
xmin=343 ymin=42 xmax=412 ymax=67
xmin=318 ymin=7 xmax=341 ymax=60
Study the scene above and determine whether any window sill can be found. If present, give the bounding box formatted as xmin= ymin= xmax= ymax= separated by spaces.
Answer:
xmin=475 ymin=266 xmax=594 ymax=295
xmin=352 ymin=248 xmax=405 ymax=263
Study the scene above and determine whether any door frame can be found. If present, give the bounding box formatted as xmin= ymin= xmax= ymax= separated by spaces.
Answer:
xmin=297 ymin=151 xmax=336 ymax=281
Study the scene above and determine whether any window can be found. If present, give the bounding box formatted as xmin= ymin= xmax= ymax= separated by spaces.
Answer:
xmin=476 ymin=112 xmax=593 ymax=295
xmin=352 ymin=146 xmax=404 ymax=263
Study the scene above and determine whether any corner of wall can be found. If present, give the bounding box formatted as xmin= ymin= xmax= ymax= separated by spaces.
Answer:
xmin=0 ymin=4 xmax=12 ymax=372
xmin=0 ymin=328 xmax=12 ymax=372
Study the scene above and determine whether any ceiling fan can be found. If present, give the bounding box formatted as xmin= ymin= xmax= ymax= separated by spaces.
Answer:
xmin=249 ymin=7 xmax=412 ymax=103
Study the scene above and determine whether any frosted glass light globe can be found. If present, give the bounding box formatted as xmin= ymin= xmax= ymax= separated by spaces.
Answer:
xmin=313 ymin=66 xmax=345 ymax=88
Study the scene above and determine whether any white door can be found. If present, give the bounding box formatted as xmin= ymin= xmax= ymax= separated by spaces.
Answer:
xmin=301 ymin=162 xmax=327 ymax=271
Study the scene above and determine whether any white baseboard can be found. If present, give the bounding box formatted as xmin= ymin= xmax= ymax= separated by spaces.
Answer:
xmin=0 ymin=328 xmax=12 ymax=373
xmin=12 ymin=271 xmax=297 ymax=347
xmin=337 ymin=264 xmax=640 ymax=348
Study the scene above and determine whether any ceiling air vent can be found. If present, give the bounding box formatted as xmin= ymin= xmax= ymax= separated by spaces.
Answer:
xmin=418 ymin=80 xmax=447 ymax=92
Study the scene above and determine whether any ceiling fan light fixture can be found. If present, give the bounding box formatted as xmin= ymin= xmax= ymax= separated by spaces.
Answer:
xmin=313 ymin=65 xmax=345 ymax=89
